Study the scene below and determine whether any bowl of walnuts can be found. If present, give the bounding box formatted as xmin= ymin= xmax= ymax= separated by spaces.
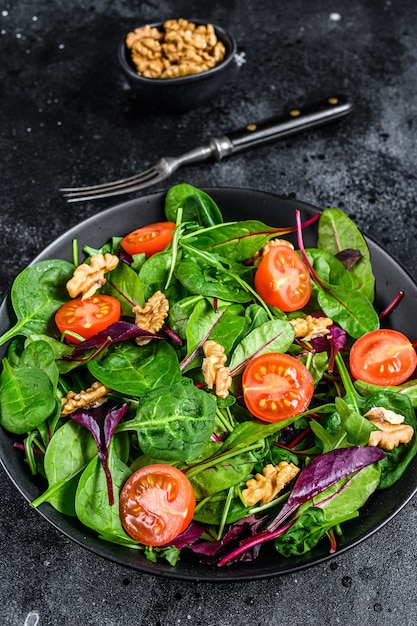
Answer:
xmin=118 ymin=18 xmax=237 ymax=112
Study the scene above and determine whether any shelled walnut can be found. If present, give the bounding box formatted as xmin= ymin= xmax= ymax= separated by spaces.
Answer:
xmin=60 ymin=381 xmax=110 ymax=416
xmin=242 ymin=462 xmax=300 ymax=506
xmin=202 ymin=340 xmax=231 ymax=399
xmin=125 ymin=18 xmax=226 ymax=79
xmin=66 ymin=253 xmax=119 ymax=300
xmin=365 ymin=406 xmax=414 ymax=451
xmin=133 ymin=291 xmax=169 ymax=345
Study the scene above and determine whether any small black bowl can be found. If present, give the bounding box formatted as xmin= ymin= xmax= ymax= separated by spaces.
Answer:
xmin=118 ymin=19 xmax=237 ymax=113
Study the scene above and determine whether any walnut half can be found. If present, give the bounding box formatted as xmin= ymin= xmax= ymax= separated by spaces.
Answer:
xmin=365 ymin=406 xmax=414 ymax=451
xmin=66 ymin=253 xmax=119 ymax=300
xmin=60 ymin=381 xmax=110 ymax=416
xmin=242 ymin=462 xmax=300 ymax=506
xmin=202 ymin=340 xmax=231 ymax=399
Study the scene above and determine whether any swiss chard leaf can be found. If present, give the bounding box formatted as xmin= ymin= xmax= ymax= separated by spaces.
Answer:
xmin=317 ymin=208 xmax=375 ymax=302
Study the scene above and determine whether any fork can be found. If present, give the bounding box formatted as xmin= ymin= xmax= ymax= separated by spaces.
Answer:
xmin=60 ymin=95 xmax=353 ymax=203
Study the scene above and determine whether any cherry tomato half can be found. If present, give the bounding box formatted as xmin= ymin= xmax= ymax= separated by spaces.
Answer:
xmin=242 ymin=352 xmax=314 ymax=423
xmin=120 ymin=221 xmax=176 ymax=258
xmin=349 ymin=329 xmax=417 ymax=386
xmin=254 ymin=245 xmax=312 ymax=312
xmin=119 ymin=464 xmax=196 ymax=547
xmin=55 ymin=294 xmax=121 ymax=343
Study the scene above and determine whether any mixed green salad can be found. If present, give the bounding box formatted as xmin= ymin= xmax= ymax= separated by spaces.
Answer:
xmin=1 ymin=183 xmax=417 ymax=568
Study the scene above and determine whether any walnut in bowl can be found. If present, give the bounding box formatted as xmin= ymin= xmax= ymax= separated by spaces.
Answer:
xmin=118 ymin=18 xmax=237 ymax=112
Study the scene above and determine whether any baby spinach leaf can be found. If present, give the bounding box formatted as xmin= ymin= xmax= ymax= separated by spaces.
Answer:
xmin=305 ymin=248 xmax=353 ymax=288
xmin=75 ymin=446 xmax=133 ymax=543
xmin=317 ymin=208 xmax=375 ymax=302
xmin=139 ymin=250 xmax=173 ymax=300
xmin=124 ymin=379 xmax=216 ymax=461
xmin=190 ymin=451 xmax=255 ymax=499
xmin=0 ymin=259 xmax=75 ymax=347
xmin=0 ymin=358 xmax=57 ymax=434
xmin=228 ymin=319 xmax=295 ymax=373
xmin=175 ymin=258 xmax=252 ymax=303
xmin=19 ymin=339 xmax=60 ymax=389
xmin=168 ymin=294 xmax=204 ymax=340
xmin=87 ymin=340 xmax=181 ymax=395
xmin=165 ymin=183 xmax=223 ymax=226
xmin=104 ymin=259 xmax=145 ymax=313
xmin=32 ymin=420 xmax=98 ymax=515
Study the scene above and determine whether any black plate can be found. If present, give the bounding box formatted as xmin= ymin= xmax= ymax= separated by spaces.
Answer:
xmin=1 ymin=187 xmax=417 ymax=582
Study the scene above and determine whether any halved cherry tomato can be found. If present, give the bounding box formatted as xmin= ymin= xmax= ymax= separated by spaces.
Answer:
xmin=242 ymin=352 xmax=314 ymax=423
xmin=119 ymin=464 xmax=196 ymax=547
xmin=254 ymin=245 xmax=312 ymax=312
xmin=349 ymin=329 xmax=417 ymax=386
xmin=55 ymin=294 xmax=121 ymax=343
xmin=120 ymin=221 xmax=176 ymax=258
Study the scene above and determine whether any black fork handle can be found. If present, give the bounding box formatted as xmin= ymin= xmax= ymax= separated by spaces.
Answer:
xmin=222 ymin=95 xmax=353 ymax=154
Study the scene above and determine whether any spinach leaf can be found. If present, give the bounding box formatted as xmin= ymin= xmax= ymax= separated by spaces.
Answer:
xmin=228 ymin=319 xmax=295 ymax=372
xmin=87 ymin=340 xmax=181 ymax=395
xmin=122 ymin=379 xmax=216 ymax=461
xmin=165 ymin=183 xmax=223 ymax=227
xmin=317 ymin=208 xmax=375 ymax=302
xmin=0 ymin=259 xmax=75 ymax=347
xmin=32 ymin=421 xmax=98 ymax=515
xmin=175 ymin=258 xmax=252 ymax=303
xmin=75 ymin=446 xmax=134 ymax=543
xmin=0 ymin=358 xmax=57 ymax=434
xmin=190 ymin=450 xmax=255 ymax=499
xmin=103 ymin=259 xmax=145 ymax=313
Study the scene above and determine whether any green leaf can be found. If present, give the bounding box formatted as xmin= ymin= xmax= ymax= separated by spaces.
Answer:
xmin=0 ymin=359 xmax=57 ymax=434
xmin=228 ymin=319 xmax=295 ymax=372
xmin=124 ymin=379 xmax=216 ymax=462
xmin=165 ymin=184 xmax=223 ymax=227
xmin=317 ymin=208 xmax=375 ymax=302
xmin=0 ymin=259 xmax=75 ymax=347
xmin=87 ymin=340 xmax=181 ymax=395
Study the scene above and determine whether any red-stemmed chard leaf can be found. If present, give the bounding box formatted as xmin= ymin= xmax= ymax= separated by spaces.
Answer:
xmin=217 ymin=446 xmax=385 ymax=566
xmin=335 ymin=248 xmax=362 ymax=270
xmin=70 ymin=400 xmax=129 ymax=506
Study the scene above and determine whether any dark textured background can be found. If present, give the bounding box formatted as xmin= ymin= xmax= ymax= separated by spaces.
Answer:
xmin=1 ymin=1 xmax=417 ymax=624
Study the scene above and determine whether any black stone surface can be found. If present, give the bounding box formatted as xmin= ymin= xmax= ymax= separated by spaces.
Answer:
xmin=1 ymin=1 xmax=417 ymax=624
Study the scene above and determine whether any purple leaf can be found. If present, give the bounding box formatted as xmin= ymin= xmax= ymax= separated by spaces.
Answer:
xmin=163 ymin=521 xmax=206 ymax=549
xmin=335 ymin=248 xmax=362 ymax=271
xmin=185 ymin=515 xmax=269 ymax=565
xmin=63 ymin=320 xmax=164 ymax=359
xmin=70 ymin=401 xmax=129 ymax=506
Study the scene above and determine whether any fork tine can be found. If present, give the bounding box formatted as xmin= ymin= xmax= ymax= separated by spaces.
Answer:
xmin=60 ymin=165 xmax=160 ymax=197
xmin=62 ymin=169 xmax=165 ymax=203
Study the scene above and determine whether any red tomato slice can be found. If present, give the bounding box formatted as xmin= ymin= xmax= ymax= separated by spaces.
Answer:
xmin=349 ymin=329 xmax=417 ymax=386
xmin=119 ymin=464 xmax=196 ymax=547
xmin=120 ymin=221 xmax=176 ymax=257
xmin=254 ymin=245 xmax=312 ymax=312
xmin=242 ymin=352 xmax=314 ymax=423
xmin=55 ymin=294 xmax=121 ymax=343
